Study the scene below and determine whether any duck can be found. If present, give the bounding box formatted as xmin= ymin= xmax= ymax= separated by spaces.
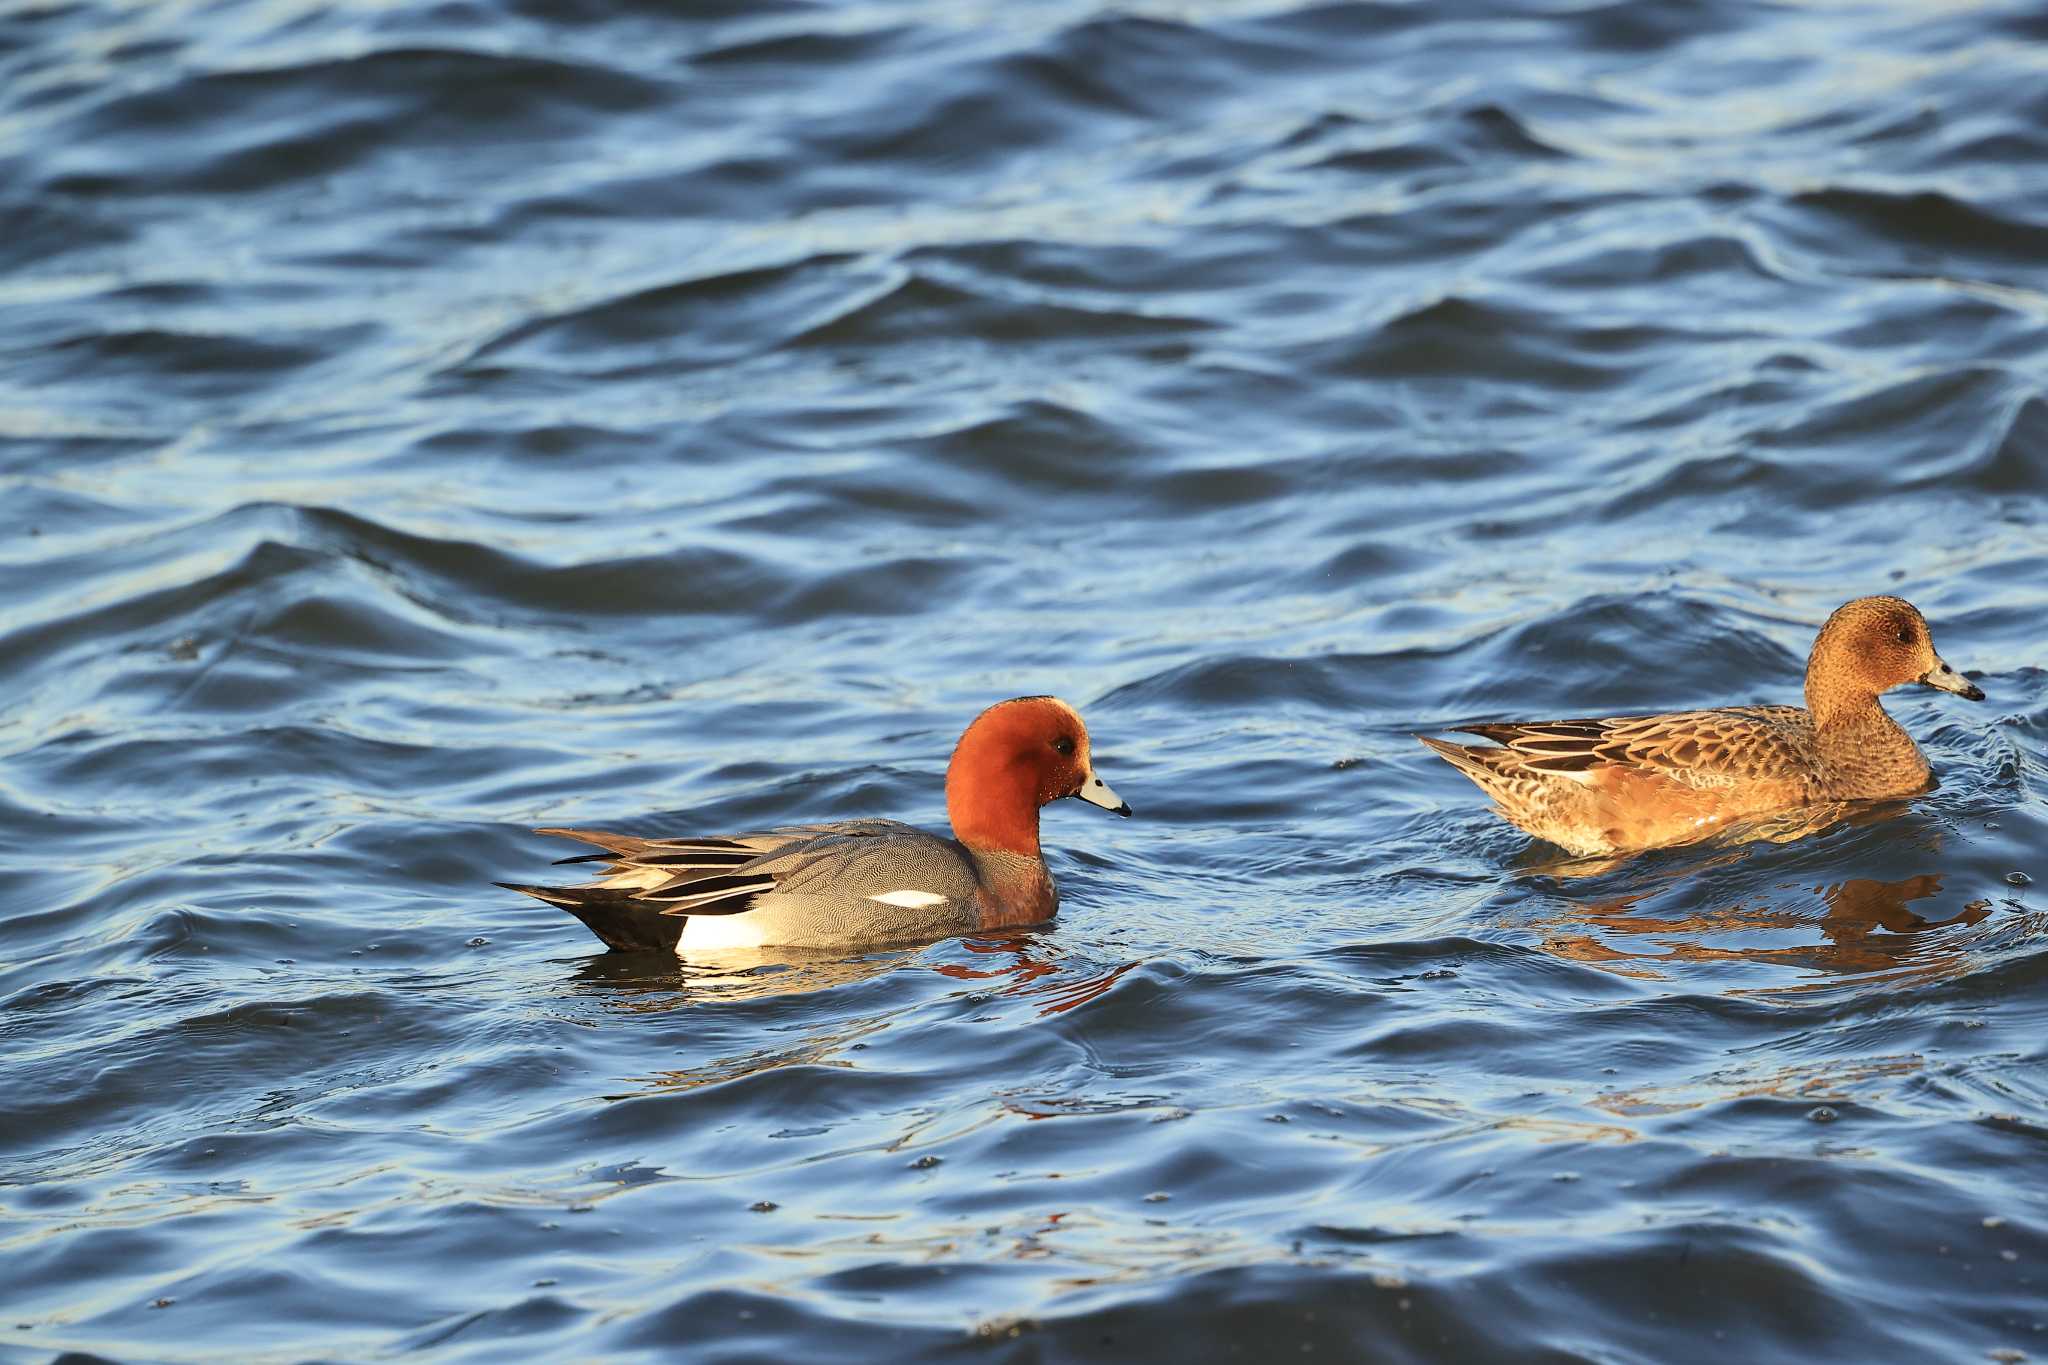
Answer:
xmin=500 ymin=695 xmax=1131 ymax=953
xmin=1418 ymin=595 xmax=1984 ymax=857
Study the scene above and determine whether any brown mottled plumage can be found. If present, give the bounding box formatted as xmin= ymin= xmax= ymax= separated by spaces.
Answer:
xmin=1419 ymin=596 xmax=1985 ymax=856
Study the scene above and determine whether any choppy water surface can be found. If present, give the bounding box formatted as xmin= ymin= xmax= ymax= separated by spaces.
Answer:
xmin=4 ymin=0 xmax=2047 ymax=1359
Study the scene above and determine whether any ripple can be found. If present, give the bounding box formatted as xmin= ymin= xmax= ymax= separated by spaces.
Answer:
xmin=460 ymin=254 xmax=874 ymax=376
xmin=51 ymin=47 xmax=671 ymax=194
xmin=792 ymin=273 xmax=1207 ymax=351
xmin=899 ymin=399 xmax=1148 ymax=494
xmin=0 ymin=200 xmax=133 ymax=271
xmin=1304 ymin=295 xmax=1677 ymax=393
xmin=1781 ymin=186 xmax=2048 ymax=276
xmin=1755 ymin=366 xmax=2023 ymax=479
xmin=1526 ymin=230 xmax=1782 ymax=290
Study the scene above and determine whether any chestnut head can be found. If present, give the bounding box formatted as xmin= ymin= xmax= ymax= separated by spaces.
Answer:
xmin=945 ymin=696 xmax=1130 ymax=856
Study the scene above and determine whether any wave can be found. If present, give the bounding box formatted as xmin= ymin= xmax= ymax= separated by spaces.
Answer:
xmin=48 ymin=47 xmax=669 ymax=195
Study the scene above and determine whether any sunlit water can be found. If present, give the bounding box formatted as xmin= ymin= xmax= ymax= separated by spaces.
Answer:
xmin=3 ymin=0 xmax=2046 ymax=1359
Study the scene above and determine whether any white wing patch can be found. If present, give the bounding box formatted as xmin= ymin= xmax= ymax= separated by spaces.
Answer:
xmin=868 ymin=889 xmax=949 ymax=909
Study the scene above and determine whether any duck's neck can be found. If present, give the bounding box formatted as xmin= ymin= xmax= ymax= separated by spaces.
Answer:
xmin=1806 ymin=681 xmax=1928 ymax=797
xmin=947 ymin=766 xmax=1043 ymax=859
xmin=1806 ymin=670 xmax=1883 ymax=732
xmin=966 ymin=847 xmax=1058 ymax=928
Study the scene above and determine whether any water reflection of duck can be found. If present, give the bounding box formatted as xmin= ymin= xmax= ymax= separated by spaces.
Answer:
xmin=569 ymin=935 xmax=1140 ymax=1017
xmin=568 ymin=942 xmax=908 ymax=1010
xmin=569 ymin=938 xmax=1142 ymax=1101
xmin=1534 ymin=870 xmax=1992 ymax=984
xmin=1819 ymin=873 xmax=1989 ymax=938
xmin=935 ymin=937 xmax=1143 ymax=1016
xmin=1421 ymin=596 xmax=1985 ymax=856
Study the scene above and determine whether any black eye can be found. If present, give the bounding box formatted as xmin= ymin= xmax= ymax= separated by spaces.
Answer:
xmin=1895 ymin=627 xmax=1912 ymax=644
xmin=1052 ymin=736 xmax=1075 ymax=757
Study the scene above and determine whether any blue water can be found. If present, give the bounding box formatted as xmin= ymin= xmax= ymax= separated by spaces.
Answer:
xmin=3 ymin=0 xmax=2047 ymax=1359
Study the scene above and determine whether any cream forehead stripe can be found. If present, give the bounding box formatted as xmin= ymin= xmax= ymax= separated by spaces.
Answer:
xmin=868 ymin=889 xmax=949 ymax=908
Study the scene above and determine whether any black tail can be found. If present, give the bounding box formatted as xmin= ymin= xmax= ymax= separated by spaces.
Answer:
xmin=495 ymin=882 xmax=688 ymax=954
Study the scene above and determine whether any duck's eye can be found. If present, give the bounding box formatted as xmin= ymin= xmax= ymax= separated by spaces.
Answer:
xmin=1052 ymin=736 xmax=1075 ymax=757
xmin=1894 ymin=627 xmax=1912 ymax=645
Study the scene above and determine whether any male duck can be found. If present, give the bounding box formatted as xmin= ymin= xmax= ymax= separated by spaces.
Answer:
xmin=502 ymin=696 xmax=1131 ymax=952
xmin=1419 ymin=595 xmax=1984 ymax=856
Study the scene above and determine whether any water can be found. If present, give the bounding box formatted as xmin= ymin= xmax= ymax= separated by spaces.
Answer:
xmin=4 ymin=0 xmax=2047 ymax=1358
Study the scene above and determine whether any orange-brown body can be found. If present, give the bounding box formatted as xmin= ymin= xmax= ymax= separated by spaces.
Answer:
xmin=1419 ymin=596 xmax=1984 ymax=857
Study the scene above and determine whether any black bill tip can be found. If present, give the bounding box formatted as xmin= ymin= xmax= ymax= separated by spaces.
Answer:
xmin=1920 ymin=660 xmax=1985 ymax=702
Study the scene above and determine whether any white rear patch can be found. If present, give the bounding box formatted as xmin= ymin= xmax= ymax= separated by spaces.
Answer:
xmin=868 ymin=889 xmax=948 ymax=909
xmin=679 ymin=914 xmax=770 ymax=952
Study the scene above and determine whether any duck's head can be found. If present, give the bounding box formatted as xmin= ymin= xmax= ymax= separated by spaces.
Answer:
xmin=946 ymin=696 xmax=1130 ymax=857
xmin=1808 ymin=595 xmax=1984 ymax=713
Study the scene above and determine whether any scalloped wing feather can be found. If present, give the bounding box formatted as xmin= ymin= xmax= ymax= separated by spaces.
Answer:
xmin=1422 ymin=706 xmax=1821 ymax=855
xmin=1454 ymin=706 xmax=1812 ymax=784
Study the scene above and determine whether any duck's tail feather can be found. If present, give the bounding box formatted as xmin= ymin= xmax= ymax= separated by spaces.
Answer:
xmin=1416 ymin=734 xmax=1511 ymax=786
xmin=496 ymin=881 xmax=688 ymax=954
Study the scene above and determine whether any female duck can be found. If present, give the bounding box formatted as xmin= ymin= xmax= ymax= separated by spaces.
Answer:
xmin=1419 ymin=595 xmax=1984 ymax=856
xmin=501 ymin=696 xmax=1131 ymax=952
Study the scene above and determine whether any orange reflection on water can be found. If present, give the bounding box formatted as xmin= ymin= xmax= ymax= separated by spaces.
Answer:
xmin=937 ymin=937 xmax=1145 ymax=1016
xmin=1532 ymin=871 xmax=1992 ymax=990
xmin=1595 ymin=1052 xmax=1926 ymax=1119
